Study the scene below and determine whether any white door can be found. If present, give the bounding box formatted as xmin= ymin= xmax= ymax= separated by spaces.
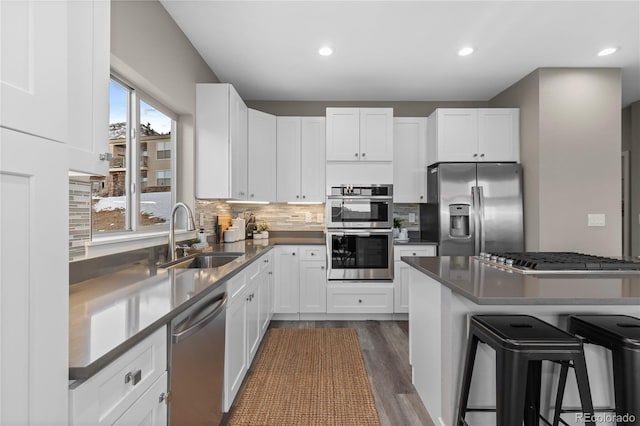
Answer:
xmin=1 ymin=1 xmax=68 ymax=143
xmin=1 ymin=129 xmax=69 ymax=425
xmin=326 ymin=108 xmax=360 ymax=161
xmin=229 ymin=85 xmax=248 ymax=199
xmin=224 ymin=296 xmax=247 ymax=411
xmin=276 ymin=117 xmax=302 ymax=202
xmin=299 ymin=261 xmax=327 ymax=313
xmin=248 ymin=109 xmax=277 ymax=201
xmin=112 ymin=373 xmax=167 ymax=426
xmin=300 ymin=117 xmax=326 ymax=202
xmin=67 ymin=0 xmax=111 ymax=175
xmin=478 ymin=108 xmax=520 ymax=162
xmin=434 ymin=109 xmax=478 ymax=162
xmin=359 ymin=108 xmax=394 ymax=161
xmin=273 ymin=247 xmax=300 ymax=313
xmin=393 ymin=117 xmax=427 ymax=202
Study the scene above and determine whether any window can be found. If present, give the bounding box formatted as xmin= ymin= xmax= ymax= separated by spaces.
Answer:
xmin=91 ymin=77 xmax=176 ymax=236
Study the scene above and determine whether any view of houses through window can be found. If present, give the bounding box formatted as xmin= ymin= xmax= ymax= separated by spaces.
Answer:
xmin=91 ymin=78 xmax=175 ymax=236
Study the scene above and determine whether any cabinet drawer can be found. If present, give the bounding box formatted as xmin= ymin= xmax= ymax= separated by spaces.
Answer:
xmin=326 ymin=284 xmax=393 ymax=314
xmin=227 ymin=271 xmax=246 ymax=302
xmin=69 ymin=327 xmax=167 ymax=426
xmin=394 ymin=245 xmax=436 ymax=261
xmin=300 ymin=246 xmax=325 ymax=261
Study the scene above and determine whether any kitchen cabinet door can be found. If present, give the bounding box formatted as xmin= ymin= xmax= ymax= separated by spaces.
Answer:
xmin=112 ymin=372 xmax=167 ymax=426
xmin=224 ymin=295 xmax=247 ymax=411
xmin=359 ymin=108 xmax=393 ymax=161
xmin=67 ymin=0 xmax=111 ymax=175
xmin=1 ymin=129 xmax=68 ymax=425
xmin=299 ymin=260 xmax=327 ymax=313
xmin=196 ymin=84 xmax=248 ymax=199
xmin=248 ymin=109 xmax=277 ymax=201
xmin=394 ymin=262 xmax=411 ymax=313
xmin=273 ymin=247 xmax=300 ymax=313
xmin=326 ymin=108 xmax=360 ymax=161
xmin=246 ymin=275 xmax=261 ymax=364
xmin=300 ymin=117 xmax=326 ymax=202
xmin=276 ymin=117 xmax=302 ymax=202
xmin=429 ymin=109 xmax=478 ymax=163
xmin=393 ymin=117 xmax=428 ymax=202
xmin=259 ymin=255 xmax=273 ymax=335
xmin=478 ymin=108 xmax=519 ymax=162
xmin=1 ymin=0 xmax=68 ymax=143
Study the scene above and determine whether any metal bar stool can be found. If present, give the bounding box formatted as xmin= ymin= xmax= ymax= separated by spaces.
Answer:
xmin=554 ymin=315 xmax=640 ymax=426
xmin=457 ymin=315 xmax=596 ymax=426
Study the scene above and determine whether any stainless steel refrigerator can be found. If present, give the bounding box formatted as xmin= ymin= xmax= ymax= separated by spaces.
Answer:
xmin=420 ymin=163 xmax=524 ymax=255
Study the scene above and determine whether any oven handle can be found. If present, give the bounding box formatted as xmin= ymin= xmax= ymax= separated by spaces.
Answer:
xmin=327 ymin=195 xmax=393 ymax=200
xmin=329 ymin=230 xmax=392 ymax=237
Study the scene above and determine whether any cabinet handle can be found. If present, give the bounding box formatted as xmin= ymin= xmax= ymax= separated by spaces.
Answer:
xmin=251 ymin=193 xmax=254 ymax=198
xmin=355 ymin=153 xmax=359 ymax=157
xmin=268 ymin=271 xmax=273 ymax=275
xmin=311 ymin=252 xmax=315 ymax=256
xmin=99 ymin=152 xmax=112 ymax=162
xmin=320 ymin=266 xmax=325 ymax=269
xmin=125 ymin=369 xmax=142 ymax=386
xmin=159 ymin=392 xmax=171 ymax=404
xmin=413 ymin=253 xmax=417 ymax=256
xmin=480 ymin=153 xmax=485 ymax=158
xmin=362 ymin=153 xmax=366 ymax=157
xmin=472 ymin=153 xmax=478 ymax=158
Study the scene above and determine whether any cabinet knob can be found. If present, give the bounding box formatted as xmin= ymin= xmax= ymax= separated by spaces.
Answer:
xmin=480 ymin=153 xmax=485 ymax=158
xmin=311 ymin=252 xmax=315 ymax=256
xmin=302 ymin=195 xmax=306 ymax=199
xmin=296 ymin=195 xmax=300 ymax=199
xmin=355 ymin=153 xmax=359 ymax=157
xmin=420 ymin=195 xmax=424 ymax=199
xmin=473 ymin=153 xmax=478 ymax=158
xmin=362 ymin=153 xmax=366 ymax=157
xmin=268 ymin=271 xmax=273 ymax=275
xmin=159 ymin=392 xmax=171 ymax=404
xmin=251 ymin=193 xmax=254 ymax=198
xmin=413 ymin=253 xmax=417 ymax=256
xmin=358 ymin=299 xmax=363 ymax=304
xmin=99 ymin=152 xmax=112 ymax=162
xmin=320 ymin=266 xmax=325 ymax=269
xmin=292 ymin=252 xmax=296 ymax=256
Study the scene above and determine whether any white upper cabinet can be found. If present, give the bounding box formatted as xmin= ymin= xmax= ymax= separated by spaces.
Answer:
xmin=276 ymin=117 xmax=326 ymax=202
xmin=1 ymin=1 xmax=68 ymax=143
xmin=326 ymin=108 xmax=393 ymax=162
xmin=196 ymin=83 xmax=248 ymax=199
xmin=67 ymin=0 xmax=111 ymax=175
xmin=248 ymin=109 xmax=276 ymax=201
xmin=427 ymin=108 xmax=519 ymax=164
xmin=393 ymin=117 xmax=428 ymax=203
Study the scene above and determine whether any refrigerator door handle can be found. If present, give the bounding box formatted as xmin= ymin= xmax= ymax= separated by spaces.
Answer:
xmin=472 ymin=186 xmax=481 ymax=255
xmin=477 ymin=186 xmax=486 ymax=254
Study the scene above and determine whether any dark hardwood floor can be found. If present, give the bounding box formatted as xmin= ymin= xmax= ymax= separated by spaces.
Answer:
xmin=224 ymin=320 xmax=435 ymax=426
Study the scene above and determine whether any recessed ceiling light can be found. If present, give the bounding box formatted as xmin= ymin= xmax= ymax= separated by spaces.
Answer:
xmin=458 ymin=47 xmax=474 ymax=57
xmin=318 ymin=46 xmax=333 ymax=57
xmin=597 ymin=47 xmax=618 ymax=57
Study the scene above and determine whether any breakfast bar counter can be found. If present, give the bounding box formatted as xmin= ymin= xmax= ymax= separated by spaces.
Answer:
xmin=403 ymin=256 xmax=640 ymax=426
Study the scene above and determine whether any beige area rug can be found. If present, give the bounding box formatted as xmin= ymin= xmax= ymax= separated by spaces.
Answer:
xmin=228 ymin=328 xmax=381 ymax=426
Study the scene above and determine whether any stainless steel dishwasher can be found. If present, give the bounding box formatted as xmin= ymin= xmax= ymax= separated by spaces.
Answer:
xmin=169 ymin=283 xmax=227 ymax=425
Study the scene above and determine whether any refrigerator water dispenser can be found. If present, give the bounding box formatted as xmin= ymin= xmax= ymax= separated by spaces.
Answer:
xmin=449 ymin=204 xmax=470 ymax=237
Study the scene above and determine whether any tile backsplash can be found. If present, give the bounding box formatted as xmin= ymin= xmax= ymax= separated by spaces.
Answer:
xmin=69 ymin=177 xmax=92 ymax=261
xmin=195 ymin=200 xmax=326 ymax=232
xmin=394 ymin=203 xmax=420 ymax=231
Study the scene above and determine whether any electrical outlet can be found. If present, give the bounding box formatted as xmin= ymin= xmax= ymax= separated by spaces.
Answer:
xmin=587 ymin=213 xmax=606 ymax=227
xmin=305 ymin=212 xmax=312 ymax=223
xmin=316 ymin=213 xmax=323 ymax=223
xmin=409 ymin=213 xmax=416 ymax=223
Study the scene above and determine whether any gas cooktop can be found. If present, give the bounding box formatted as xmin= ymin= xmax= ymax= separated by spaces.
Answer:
xmin=476 ymin=252 xmax=640 ymax=274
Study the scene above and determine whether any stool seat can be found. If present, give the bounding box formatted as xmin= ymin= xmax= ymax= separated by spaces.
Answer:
xmin=570 ymin=314 xmax=640 ymax=350
xmin=474 ymin=315 xmax=583 ymax=351
xmin=457 ymin=315 xmax=595 ymax=426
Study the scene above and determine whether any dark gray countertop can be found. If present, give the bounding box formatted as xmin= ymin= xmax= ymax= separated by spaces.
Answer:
xmin=393 ymin=238 xmax=438 ymax=245
xmin=69 ymin=237 xmax=324 ymax=381
xmin=402 ymin=256 xmax=640 ymax=305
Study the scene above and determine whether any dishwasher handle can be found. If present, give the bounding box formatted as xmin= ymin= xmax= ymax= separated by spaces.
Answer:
xmin=172 ymin=293 xmax=228 ymax=344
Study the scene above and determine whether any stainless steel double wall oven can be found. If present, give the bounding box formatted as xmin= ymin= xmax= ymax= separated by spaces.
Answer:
xmin=326 ymin=184 xmax=394 ymax=280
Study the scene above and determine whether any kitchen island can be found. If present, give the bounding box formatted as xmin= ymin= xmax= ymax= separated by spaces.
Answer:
xmin=403 ymin=256 xmax=640 ymax=426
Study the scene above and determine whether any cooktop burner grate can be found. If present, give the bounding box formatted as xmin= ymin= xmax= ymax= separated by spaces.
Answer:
xmin=490 ymin=252 xmax=640 ymax=271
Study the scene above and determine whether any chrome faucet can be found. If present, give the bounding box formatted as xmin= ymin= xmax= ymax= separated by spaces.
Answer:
xmin=168 ymin=202 xmax=196 ymax=262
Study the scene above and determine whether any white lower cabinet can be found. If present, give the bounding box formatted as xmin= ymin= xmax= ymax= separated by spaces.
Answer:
xmin=327 ymin=283 xmax=394 ymax=313
xmin=112 ymin=372 xmax=167 ymax=426
xmin=69 ymin=327 xmax=168 ymax=426
xmin=223 ymin=254 xmax=272 ymax=412
xmin=393 ymin=245 xmax=437 ymax=313
xmin=273 ymin=247 xmax=300 ymax=313
xmin=299 ymin=260 xmax=327 ymax=313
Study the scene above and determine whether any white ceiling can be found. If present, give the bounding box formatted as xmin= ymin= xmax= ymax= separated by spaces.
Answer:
xmin=160 ymin=1 xmax=640 ymax=105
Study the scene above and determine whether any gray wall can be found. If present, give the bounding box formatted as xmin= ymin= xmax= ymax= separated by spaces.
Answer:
xmin=245 ymin=100 xmax=488 ymax=117
xmin=110 ymin=0 xmax=219 ymax=207
xmin=629 ymin=102 xmax=640 ymax=255
xmin=492 ymin=68 xmax=622 ymax=256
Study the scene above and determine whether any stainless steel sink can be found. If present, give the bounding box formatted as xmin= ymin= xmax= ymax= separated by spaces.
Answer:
xmin=159 ymin=252 xmax=244 ymax=270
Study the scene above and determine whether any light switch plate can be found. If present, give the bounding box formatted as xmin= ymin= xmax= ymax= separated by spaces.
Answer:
xmin=587 ymin=213 xmax=606 ymax=227
xmin=409 ymin=213 xmax=416 ymax=223
xmin=305 ymin=212 xmax=312 ymax=223
xmin=316 ymin=213 xmax=323 ymax=223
